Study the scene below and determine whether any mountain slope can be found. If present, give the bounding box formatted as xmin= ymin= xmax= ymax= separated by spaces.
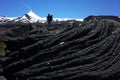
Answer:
xmin=13 ymin=11 xmax=42 ymax=23
xmin=0 ymin=16 xmax=13 ymax=23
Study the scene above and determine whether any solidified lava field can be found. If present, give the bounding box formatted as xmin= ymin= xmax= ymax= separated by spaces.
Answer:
xmin=1 ymin=16 xmax=120 ymax=80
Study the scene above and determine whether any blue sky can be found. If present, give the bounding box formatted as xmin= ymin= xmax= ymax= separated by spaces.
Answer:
xmin=1 ymin=0 xmax=120 ymax=18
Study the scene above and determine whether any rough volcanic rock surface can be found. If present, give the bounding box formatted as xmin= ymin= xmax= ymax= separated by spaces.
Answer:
xmin=1 ymin=18 xmax=120 ymax=80
xmin=84 ymin=15 xmax=120 ymax=22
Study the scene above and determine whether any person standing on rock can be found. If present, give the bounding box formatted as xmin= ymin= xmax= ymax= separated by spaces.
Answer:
xmin=47 ymin=14 xmax=53 ymax=27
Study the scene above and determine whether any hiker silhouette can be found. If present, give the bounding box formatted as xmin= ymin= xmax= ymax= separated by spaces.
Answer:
xmin=47 ymin=14 xmax=53 ymax=27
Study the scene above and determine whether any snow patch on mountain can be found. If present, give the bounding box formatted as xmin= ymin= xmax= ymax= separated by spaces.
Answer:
xmin=53 ymin=18 xmax=83 ymax=21
xmin=0 ymin=16 xmax=14 ymax=23
xmin=27 ymin=10 xmax=41 ymax=19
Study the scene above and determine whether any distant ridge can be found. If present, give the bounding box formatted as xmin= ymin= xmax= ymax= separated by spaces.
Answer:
xmin=84 ymin=15 xmax=120 ymax=22
xmin=0 ymin=11 xmax=83 ymax=24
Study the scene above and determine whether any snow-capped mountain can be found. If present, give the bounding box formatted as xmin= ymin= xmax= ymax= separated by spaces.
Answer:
xmin=12 ymin=11 xmax=42 ymax=23
xmin=0 ymin=16 xmax=14 ymax=23
xmin=0 ymin=11 xmax=83 ymax=24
